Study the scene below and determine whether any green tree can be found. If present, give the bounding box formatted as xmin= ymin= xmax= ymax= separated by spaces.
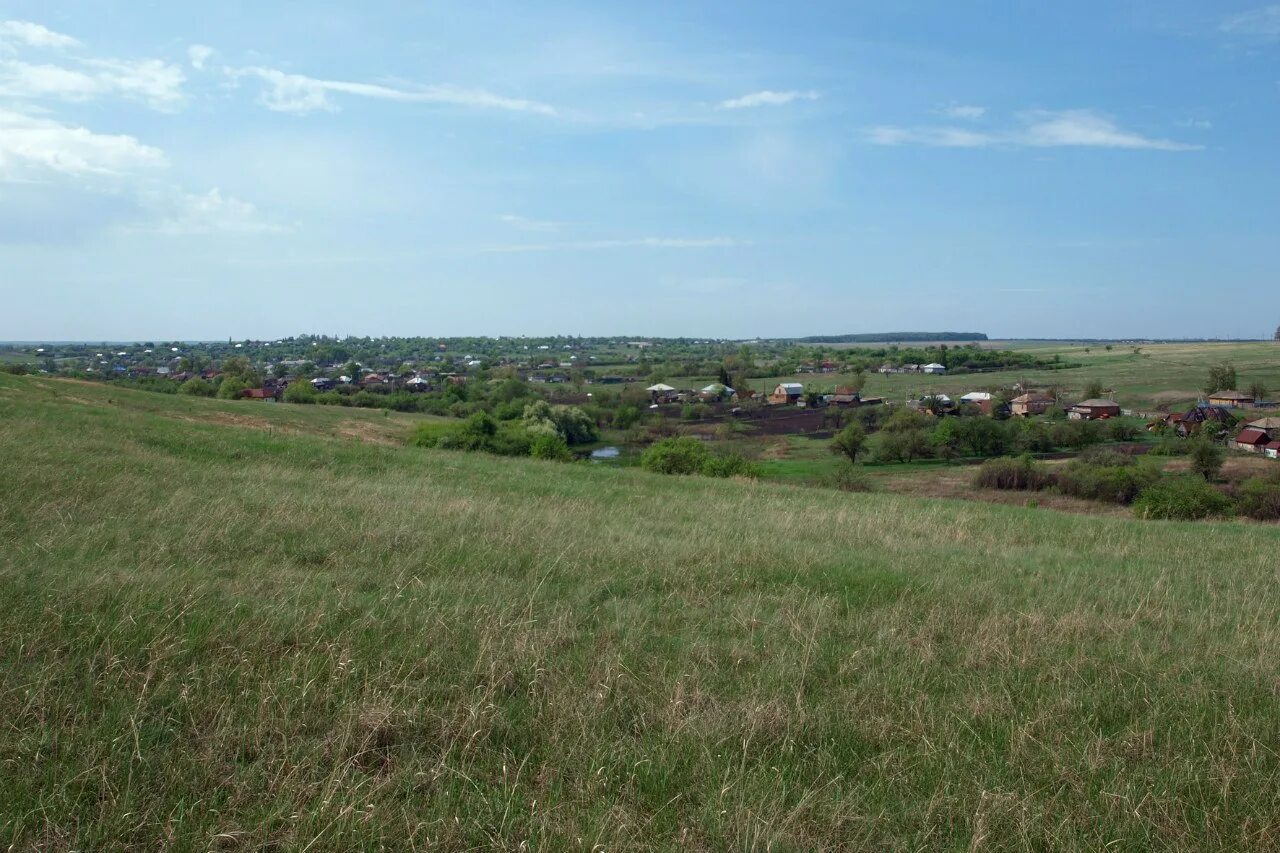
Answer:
xmin=1082 ymin=379 xmax=1105 ymax=399
xmin=217 ymin=377 xmax=249 ymax=399
xmin=179 ymin=377 xmax=214 ymax=397
xmin=219 ymin=356 xmax=260 ymax=385
xmin=283 ymin=380 xmax=317 ymax=404
xmin=1189 ymin=437 xmax=1225 ymax=481
xmin=877 ymin=428 xmax=933 ymax=463
xmin=829 ymin=423 xmax=867 ymax=464
xmin=530 ymin=433 xmax=572 ymax=461
xmin=1202 ymin=362 xmax=1237 ymax=396
xmin=1248 ymin=381 xmax=1267 ymax=401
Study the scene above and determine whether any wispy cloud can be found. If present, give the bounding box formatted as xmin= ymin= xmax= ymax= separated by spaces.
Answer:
xmin=149 ymin=188 xmax=288 ymax=236
xmin=481 ymin=236 xmax=744 ymax=253
xmin=0 ymin=21 xmax=185 ymax=112
xmin=0 ymin=107 xmax=166 ymax=178
xmin=0 ymin=57 xmax=186 ymax=111
xmin=230 ymin=66 xmax=557 ymax=116
xmin=938 ymin=103 xmax=985 ymax=120
xmin=1220 ymin=5 xmax=1280 ymax=39
xmin=718 ymin=89 xmax=819 ymax=110
xmin=0 ymin=20 xmax=81 ymax=51
xmin=869 ymin=109 xmax=1201 ymax=151
xmin=187 ymin=44 xmax=214 ymax=71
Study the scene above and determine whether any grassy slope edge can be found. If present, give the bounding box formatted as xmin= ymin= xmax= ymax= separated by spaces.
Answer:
xmin=1 ymin=374 xmax=1278 ymax=849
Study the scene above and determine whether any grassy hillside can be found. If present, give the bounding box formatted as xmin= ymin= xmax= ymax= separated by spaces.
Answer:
xmin=2 ymin=374 xmax=1279 ymax=849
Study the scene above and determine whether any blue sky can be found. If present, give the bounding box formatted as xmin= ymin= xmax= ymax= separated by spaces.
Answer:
xmin=1 ymin=1 xmax=1278 ymax=340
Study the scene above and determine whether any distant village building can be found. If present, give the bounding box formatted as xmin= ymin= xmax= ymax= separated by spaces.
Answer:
xmin=646 ymin=383 xmax=677 ymax=403
xmin=1068 ymin=399 xmax=1121 ymax=420
xmin=829 ymin=387 xmax=861 ymax=406
xmin=770 ymin=383 xmax=804 ymax=405
xmin=921 ymin=362 xmax=947 ymax=374
xmin=959 ymin=391 xmax=994 ymax=414
xmin=1010 ymin=392 xmax=1054 ymax=417
xmin=1207 ymin=390 xmax=1254 ymax=409
xmin=1232 ymin=427 xmax=1272 ymax=452
xmin=1163 ymin=405 xmax=1235 ymax=437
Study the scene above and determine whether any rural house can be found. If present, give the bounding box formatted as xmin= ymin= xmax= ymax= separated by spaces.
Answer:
xmin=922 ymin=362 xmax=947 ymax=374
xmin=829 ymin=387 xmax=862 ymax=406
xmin=1010 ymin=392 xmax=1054 ymax=416
xmin=1068 ymin=399 xmax=1121 ymax=420
xmin=770 ymin=383 xmax=804 ymax=405
xmin=959 ymin=391 xmax=994 ymax=414
xmin=1231 ymin=427 xmax=1272 ymax=452
xmin=1169 ymin=405 xmax=1235 ymax=437
xmin=1207 ymin=390 xmax=1254 ymax=408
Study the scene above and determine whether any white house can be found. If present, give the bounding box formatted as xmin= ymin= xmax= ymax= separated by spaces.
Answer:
xmin=922 ymin=363 xmax=947 ymax=374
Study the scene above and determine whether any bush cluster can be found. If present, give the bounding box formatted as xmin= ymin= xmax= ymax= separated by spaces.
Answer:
xmin=639 ymin=437 xmax=760 ymax=479
xmin=1133 ymin=476 xmax=1235 ymax=521
xmin=974 ymin=456 xmax=1055 ymax=491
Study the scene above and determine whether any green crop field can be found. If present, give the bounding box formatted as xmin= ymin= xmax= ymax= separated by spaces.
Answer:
xmin=749 ymin=341 xmax=1280 ymax=411
xmin=3 ymin=373 xmax=1280 ymax=849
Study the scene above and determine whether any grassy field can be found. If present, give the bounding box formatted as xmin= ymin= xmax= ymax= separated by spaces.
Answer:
xmin=3 ymin=374 xmax=1280 ymax=849
xmin=748 ymin=341 xmax=1280 ymax=411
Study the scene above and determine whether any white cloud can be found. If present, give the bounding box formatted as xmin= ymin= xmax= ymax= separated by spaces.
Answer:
xmin=0 ymin=107 xmax=166 ymax=179
xmin=1019 ymin=110 xmax=1199 ymax=150
xmin=231 ymin=66 xmax=557 ymax=116
xmin=718 ymin=90 xmax=819 ymax=110
xmin=1220 ymin=6 xmax=1280 ymax=38
xmin=187 ymin=44 xmax=215 ymax=71
xmin=939 ymin=104 xmax=986 ymax=120
xmin=482 ymin=236 xmax=743 ymax=253
xmin=0 ymin=57 xmax=185 ymax=111
xmin=868 ymin=110 xmax=1200 ymax=151
xmin=151 ymin=188 xmax=287 ymax=235
xmin=0 ymin=20 xmax=80 ymax=51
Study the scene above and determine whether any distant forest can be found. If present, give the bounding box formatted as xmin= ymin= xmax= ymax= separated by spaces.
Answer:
xmin=792 ymin=332 xmax=989 ymax=344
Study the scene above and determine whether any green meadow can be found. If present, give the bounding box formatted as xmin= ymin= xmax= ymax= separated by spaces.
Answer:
xmin=2 ymin=373 xmax=1279 ymax=849
xmin=752 ymin=341 xmax=1280 ymax=411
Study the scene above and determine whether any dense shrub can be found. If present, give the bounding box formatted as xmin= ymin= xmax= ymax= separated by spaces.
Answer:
xmin=1237 ymin=476 xmax=1280 ymax=521
xmin=529 ymin=433 xmax=572 ymax=462
xmin=1056 ymin=460 xmax=1159 ymax=505
xmin=1133 ymin=476 xmax=1234 ymax=520
xmin=1189 ymin=438 xmax=1225 ymax=480
xmin=1051 ymin=420 xmax=1103 ymax=450
xmin=179 ymin=377 xmax=215 ymax=397
xmin=613 ymin=405 xmax=641 ymax=430
xmin=1107 ymin=420 xmax=1140 ymax=441
xmin=699 ymin=452 xmax=761 ymax=479
xmin=640 ymin=437 xmax=710 ymax=475
xmin=522 ymin=400 xmax=599 ymax=445
xmin=637 ymin=437 xmax=758 ymax=478
xmin=875 ymin=428 xmax=933 ymax=463
xmin=283 ymin=380 xmax=316 ymax=404
xmin=216 ymin=377 xmax=249 ymax=399
xmin=974 ymin=456 xmax=1054 ymax=491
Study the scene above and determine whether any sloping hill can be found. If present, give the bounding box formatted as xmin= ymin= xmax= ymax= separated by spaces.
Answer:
xmin=2 ymin=374 xmax=1278 ymax=849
